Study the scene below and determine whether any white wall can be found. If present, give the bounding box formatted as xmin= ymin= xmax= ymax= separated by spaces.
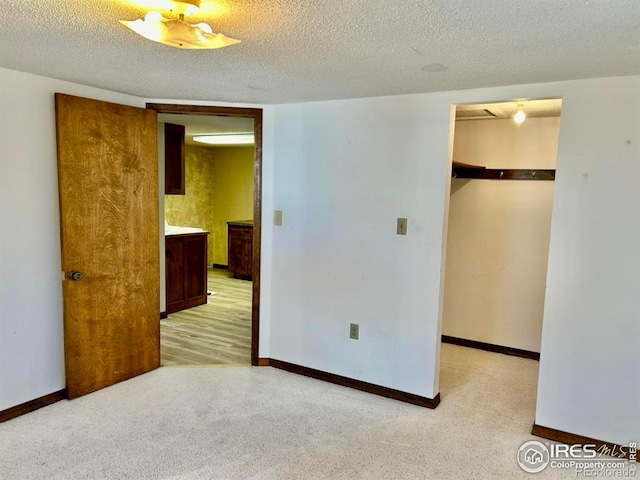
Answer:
xmin=270 ymin=95 xmax=453 ymax=398
xmin=444 ymin=181 xmax=555 ymax=352
xmin=453 ymin=117 xmax=561 ymax=169
xmin=450 ymin=82 xmax=639 ymax=445
xmin=0 ymin=68 xmax=146 ymax=410
xmin=270 ymin=75 xmax=639 ymax=443
xmin=1 ymin=66 xmax=638 ymax=446
xmin=534 ymin=80 xmax=640 ymax=445
xmin=0 ymin=76 xmax=274 ymax=410
xmin=443 ymin=118 xmax=559 ymax=352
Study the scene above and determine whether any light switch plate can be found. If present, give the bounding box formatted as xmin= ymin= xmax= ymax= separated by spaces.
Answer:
xmin=397 ymin=218 xmax=408 ymax=235
xmin=274 ymin=210 xmax=283 ymax=226
xmin=350 ymin=323 xmax=359 ymax=340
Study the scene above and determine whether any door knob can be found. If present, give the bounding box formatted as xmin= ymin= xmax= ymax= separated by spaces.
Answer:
xmin=69 ymin=271 xmax=83 ymax=281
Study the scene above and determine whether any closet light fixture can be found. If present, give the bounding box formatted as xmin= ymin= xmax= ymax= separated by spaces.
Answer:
xmin=514 ymin=104 xmax=526 ymax=124
xmin=120 ymin=0 xmax=240 ymax=49
xmin=193 ymin=134 xmax=254 ymax=145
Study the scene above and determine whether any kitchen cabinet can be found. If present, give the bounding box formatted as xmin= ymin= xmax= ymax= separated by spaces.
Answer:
xmin=227 ymin=221 xmax=253 ymax=279
xmin=166 ymin=232 xmax=208 ymax=314
xmin=164 ymin=123 xmax=185 ymax=195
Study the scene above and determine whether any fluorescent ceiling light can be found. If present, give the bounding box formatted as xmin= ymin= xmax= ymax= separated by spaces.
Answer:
xmin=193 ymin=134 xmax=254 ymax=145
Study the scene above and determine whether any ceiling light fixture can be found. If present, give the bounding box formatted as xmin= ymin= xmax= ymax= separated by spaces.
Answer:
xmin=193 ymin=134 xmax=254 ymax=145
xmin=120 ymin=0 xmax=240 ymax=49
xmin=514 ymin=104 xmax=526 ymax=124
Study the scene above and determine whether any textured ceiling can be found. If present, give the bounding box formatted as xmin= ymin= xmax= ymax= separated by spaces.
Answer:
xmin=457 ymin=99 xmax=562 ymax=120
xmin=1 ymin=0 xmax=639 ymax=103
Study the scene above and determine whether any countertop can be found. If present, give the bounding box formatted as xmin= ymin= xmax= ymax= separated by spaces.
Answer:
xmin=165 ymin=231 xmax=209 ymax=237
xmin=227 ymin=220 xmax=254 ymax=227
xmin=165 ymin=227 xmax=209 ymax=237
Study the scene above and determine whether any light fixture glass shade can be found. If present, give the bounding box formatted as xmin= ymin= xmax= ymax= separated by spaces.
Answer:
xmin=195 ymin=22 xmax=213 ymax=34
xmin=119 ymin=14 xmax=240 ymax=49
xmin=168 ymin=0 xmax=200 ymax=15
xmin=193 ymin=134 xmax=254 ymax=145
xmin=134 ymin=0 xmax=201 ymax=15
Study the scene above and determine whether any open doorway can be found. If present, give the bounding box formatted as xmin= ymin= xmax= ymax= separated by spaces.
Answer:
xmin=148 ymin=105 xmax=263 ymax=367
xmin=439 ymin=98 xmax=562 ymax=398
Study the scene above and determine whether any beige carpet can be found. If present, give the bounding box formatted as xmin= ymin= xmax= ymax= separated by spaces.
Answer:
xmin=0 ymin=344 xmax=575 ymax=479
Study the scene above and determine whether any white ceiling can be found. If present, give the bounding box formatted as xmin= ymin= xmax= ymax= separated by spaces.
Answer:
xmin=157 ymin=113 xmax=254 ymax=145
xmin=158 ymin=113 xmax=254 ymax=134
xmin=456 ymin=98 xmax=562 ymax=120
xmin=1 ymin=0 xmax=639 ymax=104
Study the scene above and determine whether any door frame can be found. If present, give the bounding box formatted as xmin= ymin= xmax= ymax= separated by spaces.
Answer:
xmin=147 ymin=103 xmax=263 ymax=366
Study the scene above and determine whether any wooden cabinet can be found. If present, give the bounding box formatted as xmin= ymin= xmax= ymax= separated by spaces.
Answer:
xmin=164 ymin=123 xmax=185 ymax=195
xmin=166 ymin=232 xmax=208 ymax=314
xmin=227 ymin=222 xmax=253 ymax=279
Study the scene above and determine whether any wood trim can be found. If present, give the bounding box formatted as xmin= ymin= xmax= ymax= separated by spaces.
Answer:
xmin=160 ymin=311 xmax=168 ymax=319
xmin=146 ymin=104 xmax=263 ymax=118
xmin=268 ymin=359 xmax=441 ymax=408
xmin=212 ymin=263 xmax=228 ymax=270
xmin=442 ymin=335 xmax=540 ymax=360
xmin=532 ymin=424 xmax=633 ymax=460
xmin=453 ymin=168 xmax=555 ymax=181
xmin=250 ymin=109 xmax=263 ymax=367
xmin=257 ymin=358 xmax=270 ymax=366
xmin=0 ymin=390 xmax=66 ymax=423
xmin=147 ymin=103 xmax=263 ymax=366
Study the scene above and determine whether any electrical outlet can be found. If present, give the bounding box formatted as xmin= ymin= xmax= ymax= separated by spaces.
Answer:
xmin=274 ymin=210 xmax=283 ymax=226
xmin=397 ymin=217 xmax=408 ymax=235
xmin=350 ymin=323 xmax=359 ymax=340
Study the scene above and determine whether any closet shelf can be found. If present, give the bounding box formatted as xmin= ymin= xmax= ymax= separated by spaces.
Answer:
xmin=452 ymin=161 xmax=555 ymax=181
xmin=452 ymin=161 xmax=486 ymax=171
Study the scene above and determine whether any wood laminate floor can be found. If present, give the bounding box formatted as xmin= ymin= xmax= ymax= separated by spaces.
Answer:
xmin=161 ymin=269 xmax=252 ymax=366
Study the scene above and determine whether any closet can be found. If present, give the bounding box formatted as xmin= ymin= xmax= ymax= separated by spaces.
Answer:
xmin=443 ymin=108 xmax=561 ymax=356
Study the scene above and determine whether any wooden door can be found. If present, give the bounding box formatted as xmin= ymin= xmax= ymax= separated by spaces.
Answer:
xmin=55 ymin=93 xmax=160 ymax=399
